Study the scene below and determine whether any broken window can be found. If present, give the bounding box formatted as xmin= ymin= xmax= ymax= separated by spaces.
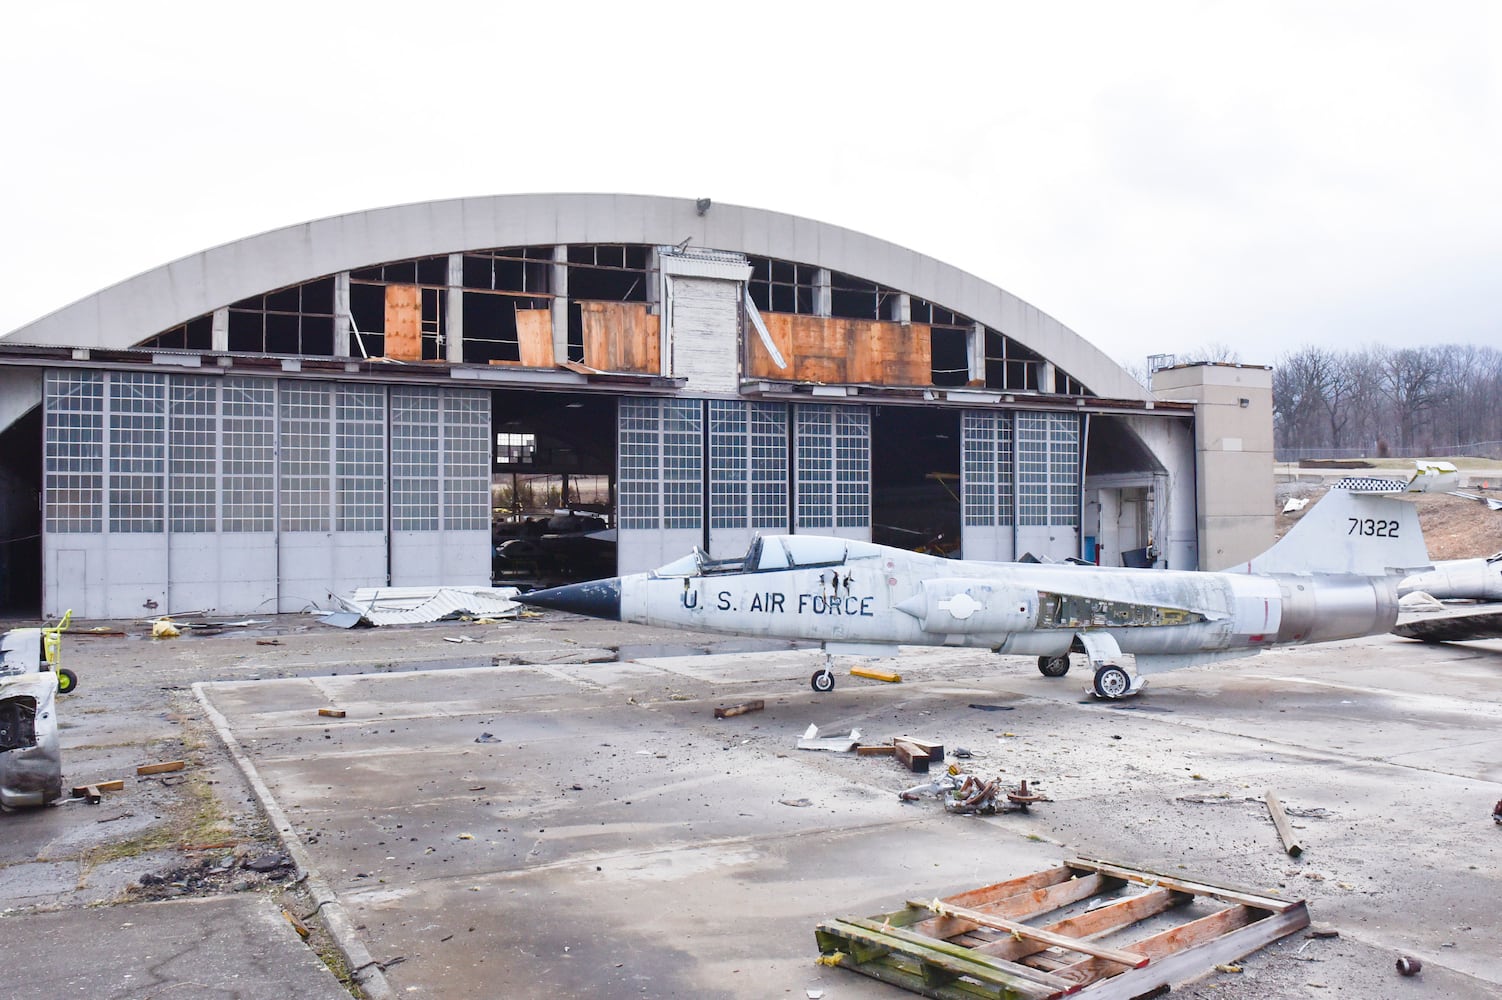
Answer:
xmin=140 ymin=315 xmax=212 ymax=351
xmin=829 ymin=271 xmax=885 ymax=320
xmin=566 ymin=245 xmax=649 ymax=302
xmin=1054 ymin=368 xmax=1090 ymax=395
xmin=746 ymin=257 xmax=819 ymax=315
xmin=983 ymin=329 xmax=1043 ymax=392
xmin=930 ymin=328 xmax=970 ymax=387
xmin=226 ymin=277 xmax=336 ymax=356
xmin=495 ymin=432 xmax=537 ymax=465
xmin=461 ymin=248 xmax=555 ymax=365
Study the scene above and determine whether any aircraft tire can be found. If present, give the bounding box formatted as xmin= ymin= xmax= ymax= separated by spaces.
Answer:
xmin=1092 ymin=664 xmax=1132 ymax=699
xmin=811 ymin=668 xmax=836 ymax=693
xmin=1037 ymin=654 xmax=1071 ymax=678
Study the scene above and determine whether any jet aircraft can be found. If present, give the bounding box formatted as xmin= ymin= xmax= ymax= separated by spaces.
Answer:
xmin=519 ymin=471 xmax=1448 ymax=698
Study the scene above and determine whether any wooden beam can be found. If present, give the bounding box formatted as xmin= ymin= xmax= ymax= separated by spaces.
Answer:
xmin=136 ymin=760 xmax=186 ymax=776
xmin=911 ymin=900 xmax=1149 ymax=969
xmin=827 ymin=917 xmax=1073 ymax=997
xmin=914 ymin=873 xmax=1112 ymax=940
xmin=1265 ymin=790 xmax=1304 ymax=856
xmin=1066 ymin=857 xmax=1303 ymax=913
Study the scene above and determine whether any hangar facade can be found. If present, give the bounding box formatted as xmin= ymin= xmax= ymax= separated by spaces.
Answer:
xmin=0 ymin=194 xmax=1271 ymax=618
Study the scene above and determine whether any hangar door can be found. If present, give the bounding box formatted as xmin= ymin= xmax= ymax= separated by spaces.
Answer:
xmin=41 ymin=370 xmax=490 ymax=618
xmin=961 ymin=410 xmax=1081 ymax=563
xmin=616 ymin=399 xmax=869 ymax=575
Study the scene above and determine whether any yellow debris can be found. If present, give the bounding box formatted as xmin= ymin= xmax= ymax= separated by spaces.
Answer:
xmin=850 ymin=665 xmax=902 ymax=683
xmin=151 ymin=619 xmax=181 ymax=639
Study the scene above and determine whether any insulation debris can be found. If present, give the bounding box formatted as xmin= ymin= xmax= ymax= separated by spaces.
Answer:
xmin=797 ymin=724 xmax=862 ymax=752
xmin=322 ymin=586 xmax=522 ymax=627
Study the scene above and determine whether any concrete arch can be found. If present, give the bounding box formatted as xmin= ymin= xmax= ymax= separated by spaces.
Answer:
xmin=0 ymin=193 xmax=1148 ymax=400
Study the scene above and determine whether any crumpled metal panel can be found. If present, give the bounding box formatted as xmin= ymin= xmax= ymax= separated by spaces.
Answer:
xmin=331 ymin=586 xmax=521 ymax=626
xmin=0 ymin=671 xmax=62 ymax=808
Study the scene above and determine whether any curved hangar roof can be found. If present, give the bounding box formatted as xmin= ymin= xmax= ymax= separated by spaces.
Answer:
xmin=0 ymin=193 xmax=1148 ymax=401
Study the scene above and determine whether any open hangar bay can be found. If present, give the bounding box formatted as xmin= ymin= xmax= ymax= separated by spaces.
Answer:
xmin=174 ymin=609 xmax=1502 ymax=999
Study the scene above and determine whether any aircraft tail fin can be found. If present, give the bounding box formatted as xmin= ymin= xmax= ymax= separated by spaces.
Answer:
xmin=1236 ymin=475 xmax=1432 ymax=577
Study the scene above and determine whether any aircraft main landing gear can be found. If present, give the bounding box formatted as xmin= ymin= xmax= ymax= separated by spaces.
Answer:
xmin=1037 ymin=653 xmax=1071 ymax=678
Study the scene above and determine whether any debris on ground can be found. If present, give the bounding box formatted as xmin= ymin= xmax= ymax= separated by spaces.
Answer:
xmin=136 ymin=759 xmax=186 ymax=776
xmin=317 ymin=708 xmax=346 ymax=718
xmin=320 ymin=586 xmax=521 ymax=627
xmin=714 ymin=699 xmax=764 ymax=719
xmin=151 ymin=619 xmax=181 ymax=639
xmin=816 ymin=857 xmax=1309 ymax=998
xmin=849 ymin=664 xmax=901 ymax=683
xmin=1265 ymin=789 xmax=1305 ymax=856
xmin=899 ymin=768 xmax=1050 ymax=814
xmin=797 ymin=724 xmax=861 ymax=752
xmin=1492 ymin=799 xmax=1502 ymax=824
xmin=1396 ymin=955 xmax=1423 ymax=976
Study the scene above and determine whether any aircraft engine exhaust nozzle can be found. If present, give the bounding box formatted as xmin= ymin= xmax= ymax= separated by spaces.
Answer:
xmin=517 ymin=578 xmax=622 ymax=620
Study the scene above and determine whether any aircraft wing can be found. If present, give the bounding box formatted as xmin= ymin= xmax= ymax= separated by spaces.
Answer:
xmin=1392 ymin=606 xmax=1502 ymax=643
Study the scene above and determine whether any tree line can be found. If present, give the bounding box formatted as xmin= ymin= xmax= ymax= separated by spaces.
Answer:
xmin=1271 ymin=344 xmax=1502 ymax=460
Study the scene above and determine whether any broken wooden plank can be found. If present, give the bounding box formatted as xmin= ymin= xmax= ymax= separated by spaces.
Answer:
xmin=821 ymin=917 xmax=1070 ymax=998
xmin=136 ymin=760 xmax=186 ymax=776
xmin=317 ymin=708 xmax=347 ymax=718
xmin=850 ymin=665 xmax=901 ymax=683
xmin=915 ymin=872 xmax=1117 ymax=941
xmin=70 ymin=784 xmax=102 ymax=804
xmin=1265 ymin=790 xmax=1304 ymax=856
xmin=71 ymin=779 xmax=124 ymax=797
xmin=913 ymin=899 xmax=1149 ymax=968
xmin=893 ymin=740 xmax=930 ymax=773
xmin=893 ymin=736 xmax=944 ymax=762
xmin=1067 ymin=857 xmax=1304 ymax=913
xmin=856 ymin=744 xmax=897 ymax=756
xmin=713 ymin=699 xmax=764 ymax=719
xmin=1058 ymin=903 xmax=1307 ymax=999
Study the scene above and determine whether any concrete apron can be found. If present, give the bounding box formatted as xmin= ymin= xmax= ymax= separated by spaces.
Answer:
xmin=200 ymin=640 xmax=1502 ymax=999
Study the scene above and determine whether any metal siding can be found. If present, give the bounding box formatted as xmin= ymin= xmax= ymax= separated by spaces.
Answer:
xmin=669 ymin=277 xmax=739 ymax=393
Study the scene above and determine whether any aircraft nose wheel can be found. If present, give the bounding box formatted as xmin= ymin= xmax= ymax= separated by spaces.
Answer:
xmin=1037 ymin=653 xmax=1071 ymax=678
xmin=1092 ymin=664 xmax=1132 ymax=699
xmin=811 ymin=668 xmax=836 ymax=693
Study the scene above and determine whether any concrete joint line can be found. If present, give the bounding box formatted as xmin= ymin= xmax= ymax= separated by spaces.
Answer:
xmin=193 ymin=682 xmax=395 ymax=1000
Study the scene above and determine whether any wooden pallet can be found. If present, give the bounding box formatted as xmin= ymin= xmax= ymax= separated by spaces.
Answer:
xmin=815 ymin=857 xmax=1309 ymax=999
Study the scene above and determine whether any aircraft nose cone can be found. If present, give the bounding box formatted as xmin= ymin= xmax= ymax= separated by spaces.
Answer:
xmin=517 ymin=578 xmax=622 ymax=620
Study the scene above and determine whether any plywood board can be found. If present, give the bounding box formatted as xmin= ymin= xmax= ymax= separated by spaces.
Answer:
xmin=579 ymin=301 xmax=660 ymax=374
xmin=749 ymin=314 xmax=929 ymax=386
xmin=384 ymin=285 xmax=421 ymax=361
xmin=515 ymin=308 xmax=555 ymax=367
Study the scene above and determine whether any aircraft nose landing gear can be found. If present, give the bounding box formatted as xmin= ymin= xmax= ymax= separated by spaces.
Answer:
xmin=811 ymin=651 xmax=837 ymax=692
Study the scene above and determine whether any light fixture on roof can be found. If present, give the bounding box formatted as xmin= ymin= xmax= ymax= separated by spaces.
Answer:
xmin=696 ymin=197 xmax=711 ymax=216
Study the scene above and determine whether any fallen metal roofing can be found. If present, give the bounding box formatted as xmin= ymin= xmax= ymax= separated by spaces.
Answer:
xmin=325 ymin=586 xmax=522 ymax=627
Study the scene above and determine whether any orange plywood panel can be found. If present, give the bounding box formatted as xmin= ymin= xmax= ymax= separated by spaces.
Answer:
xmin=515 ymin=308 xmax=555 ymax=367
xmin=749 ymin=313 xmax=797 ymax=379
xmin=579 ymin=301 xmax=660 ymax=373
xmin=384 ymin=285 xmax=421 ymax=361
xmin=749 ymin=313 xmax=931 ymax=385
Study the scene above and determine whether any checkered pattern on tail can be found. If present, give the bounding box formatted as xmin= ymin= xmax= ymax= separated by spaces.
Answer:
xmin=1331 ymin=476 xmax=1407 ymax=494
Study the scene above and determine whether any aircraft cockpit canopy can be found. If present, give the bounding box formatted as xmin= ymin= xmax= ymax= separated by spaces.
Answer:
xmin=650 ymin=535 xmax=882 ymax=578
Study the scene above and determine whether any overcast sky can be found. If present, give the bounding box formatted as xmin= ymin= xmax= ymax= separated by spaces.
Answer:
xmin=2 ymin=2 xmax=1496 ymax=371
